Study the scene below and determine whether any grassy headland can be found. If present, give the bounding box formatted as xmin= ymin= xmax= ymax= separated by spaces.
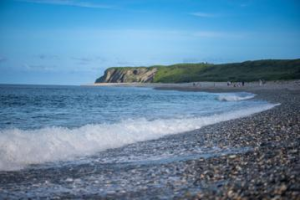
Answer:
xmin=96 ymin=59 xmax=300 ymax=83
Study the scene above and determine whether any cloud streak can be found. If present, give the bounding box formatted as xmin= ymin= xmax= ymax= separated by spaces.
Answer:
xmin=192 ymin=31 xmax=246 ymax=39
xmin=36 ymin=54 xmax=60 ymax=60
xmin=17 ymin=0 xmax=114 ymax=9
xmin=71 ymin=56 xmax=107 ymax=65
xmin=190 ymin=12 xmax=217 ymax=18
xmin=23 ymin=63 xmax=57 ymax=71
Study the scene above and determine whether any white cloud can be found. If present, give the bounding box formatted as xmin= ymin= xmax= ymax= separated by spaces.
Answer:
xmin=192 ymin=31 xmax=222 ymax=37
xmin=17 ymin=0 xmax=113 ymax=9
xmin=36 ymin=54 xmax=60 ymax=60
xmin=71 ymin=56 xmax=108 ymax=66
xmin=23 ymin=64 xmax=57 ymax=71
xmin=190 ymin=12 xmax=216 ymax=18
xmin=192 ymin=31 xmax=246 ymax=39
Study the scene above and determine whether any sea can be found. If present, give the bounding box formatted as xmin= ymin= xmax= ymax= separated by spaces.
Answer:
xmin=0 ymin=84 xmax=278 ymax=198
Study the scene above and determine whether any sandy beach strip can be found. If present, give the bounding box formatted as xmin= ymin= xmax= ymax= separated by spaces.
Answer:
xmin=89 ymin=80 xmax=300 ymax=90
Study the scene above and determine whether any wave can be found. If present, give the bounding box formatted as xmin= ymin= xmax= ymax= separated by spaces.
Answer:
xmin=0 ymin=103 xmax=278 ymax=171
xmin=217 ymin=92 xmax=256 ymax=101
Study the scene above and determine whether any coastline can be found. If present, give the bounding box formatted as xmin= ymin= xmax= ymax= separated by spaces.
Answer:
xmin=1 ymin=81 xmax=299 ymax=199
xmin=95 ymin=81 xmax=300 ymax=199
xmin=153 ymin=82 xmax=300 ymax=199
xmin=89 ymin=80 xmax=300 ymax=92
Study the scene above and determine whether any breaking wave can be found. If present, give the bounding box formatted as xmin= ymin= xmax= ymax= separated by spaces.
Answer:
xmin=0 ymin=103 xmax=278 ymax=171
xmin=217 ymin=92 xmax=256 ymax=101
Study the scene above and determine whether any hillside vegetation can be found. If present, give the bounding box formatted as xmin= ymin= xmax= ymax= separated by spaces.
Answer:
xmin=96 ymin=59 xmax=300 ymax=83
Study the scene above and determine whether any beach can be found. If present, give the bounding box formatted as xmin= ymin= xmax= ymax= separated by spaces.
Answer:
xmin=158 ymin=84 xmax=300 ymax=199
xmin=90 ymin=81 xmax=300 ymax=199
xmin=0 ymin=81 xmax=299 ymax=199
xmin=2 ymin=0 xmax=299 ymax=198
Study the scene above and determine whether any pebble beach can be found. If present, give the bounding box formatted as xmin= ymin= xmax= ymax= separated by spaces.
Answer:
xmin=0 ymin=81 xmax=299 ymax=199
xmin=154 ymin=81 xmax=300 ymax=199
xmin=95 ymin=81 xmax=300 ymax=199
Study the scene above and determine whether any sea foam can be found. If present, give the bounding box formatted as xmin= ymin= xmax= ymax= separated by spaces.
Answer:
xmin=0 ymin=103 xmax=278 ymax=171
xmin=217 ymin=92 xmax=256 ymax=101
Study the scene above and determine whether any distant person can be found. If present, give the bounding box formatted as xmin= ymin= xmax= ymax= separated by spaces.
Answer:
xmin=242 ymin=81 xmax=245 ymax=86
xmin=259 ymin=79 xmax=263 ymax=86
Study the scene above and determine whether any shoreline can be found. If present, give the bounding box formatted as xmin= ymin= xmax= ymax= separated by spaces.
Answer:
xmin=88 ymin=80 xmax=300 ymax=94
xmin=153 ymin=84 xmax=300 ymax=199
xmin=0 ymin=82 xmax=299 ymax=199
xmin=92 ymin=81 xmax=300 ymax=199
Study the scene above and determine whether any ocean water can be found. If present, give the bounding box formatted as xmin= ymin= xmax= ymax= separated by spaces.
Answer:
xmin=0 ymin=84 xmax=277 ymax=172
xmin=0 ymin=84 xmax=280 ymax=198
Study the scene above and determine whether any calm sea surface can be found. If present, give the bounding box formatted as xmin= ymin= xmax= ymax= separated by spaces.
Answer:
xmin=0 ymin=84 xmax=267 ymax=130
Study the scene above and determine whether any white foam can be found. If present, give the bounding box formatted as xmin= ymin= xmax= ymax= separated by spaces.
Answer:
xmin=217 ymin=93 xmax=256 ymax=101
xmin=0 ymin=103 xmax=278 ymax=171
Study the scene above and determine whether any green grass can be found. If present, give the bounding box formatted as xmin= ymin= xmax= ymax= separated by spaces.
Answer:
xmin=101 ymin=59 xmax=300 ymax=83
xmin=153 ymin=59 xmax=300 ymax=83
xmin=153 ymin=63 xmax=213 ymax=83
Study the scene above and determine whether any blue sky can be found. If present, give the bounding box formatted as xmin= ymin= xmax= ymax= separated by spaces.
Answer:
xmin=0 ymin=0 xmax=299 ymax=85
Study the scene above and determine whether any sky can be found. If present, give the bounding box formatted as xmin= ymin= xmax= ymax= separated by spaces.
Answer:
xmin=0 ymin=0 xmax=299 ymax=85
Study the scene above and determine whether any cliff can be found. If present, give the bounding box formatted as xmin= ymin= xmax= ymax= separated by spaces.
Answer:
xmin=95 ymin=67 xmax=158 ymax=83
xmin=95 ymin=59 xmax=300 ymax=83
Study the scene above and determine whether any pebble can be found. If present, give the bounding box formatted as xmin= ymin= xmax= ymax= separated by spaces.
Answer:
xmin=0 ymin=88 xmax=299 ymax=199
